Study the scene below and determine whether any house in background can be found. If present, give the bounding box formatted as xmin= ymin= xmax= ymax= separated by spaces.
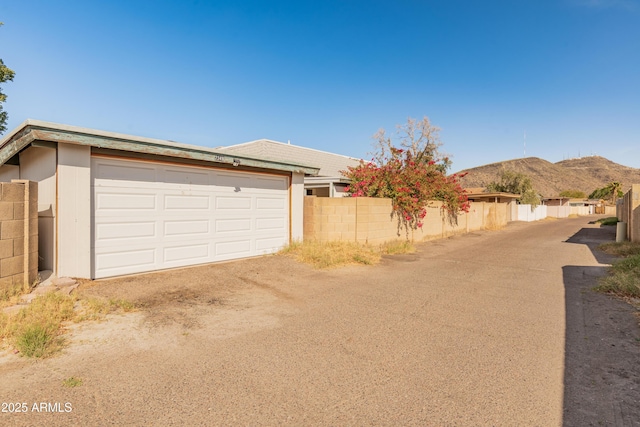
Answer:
xmin=219 ymin=139 xmax=362 ymax=197
xmin=0 ymin=120 xmax=319 ymax=280
xmin=543 ymin=197 xmax=571 ymax=218
xmin=568 ymin=199 xmax=601 ymax=215
xmin=464 ymin=188 xmax=520 ymax=222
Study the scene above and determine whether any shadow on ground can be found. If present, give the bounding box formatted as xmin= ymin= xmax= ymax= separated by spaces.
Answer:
xmin=562 ymin=225 xmax=640 ymax=426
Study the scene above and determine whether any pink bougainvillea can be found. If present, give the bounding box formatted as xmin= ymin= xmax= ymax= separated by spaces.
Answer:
xmin=343 ymin=146 xmax=469 ymax=235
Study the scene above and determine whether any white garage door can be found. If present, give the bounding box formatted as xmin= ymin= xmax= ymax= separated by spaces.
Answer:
xmin=91 ymin=157 xmax=290 ymax=278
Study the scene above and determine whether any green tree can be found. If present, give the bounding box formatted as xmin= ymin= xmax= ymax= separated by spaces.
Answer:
xmin=486 ymin=170 xmax=541 ymax=208
xmin=559 ymin=190 xmax=587 ymax=198
xmin=589 ymin=181 xmax=623 ymax=204
xmin=0 ymin=22 xmax=15 ymax=135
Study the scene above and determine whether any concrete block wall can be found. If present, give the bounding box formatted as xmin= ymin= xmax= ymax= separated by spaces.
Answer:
xmin=0 ymin=180 xmax=38 ymax=294
xmin=354 ymin=198 xmax=398 ymax=243
xmin=304 ymin=197 xmax=358 ymax=242
xmin=619 ymin=184 xmax=640 ymax=243
xmin=466 ymin=203 xmax=485 ymax=231
xmin=304 ymin=197 xmax=509 ymax=244
xmin=418 ymin=202 xmax=446 ymax=238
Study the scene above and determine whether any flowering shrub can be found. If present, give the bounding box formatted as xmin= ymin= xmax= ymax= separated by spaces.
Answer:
xmin=343 ymin=147 xmax=469 ymax=235
xmin=343 ymin=117 xmax=469 ymax=236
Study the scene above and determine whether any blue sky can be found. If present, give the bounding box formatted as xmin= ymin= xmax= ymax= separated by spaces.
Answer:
xmin=1 ymin=0 xmax=638 ymax=172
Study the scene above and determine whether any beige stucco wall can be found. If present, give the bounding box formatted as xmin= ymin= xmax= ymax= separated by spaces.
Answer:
xmin=19 ymin=146 xmax=57 ymax=271
xmin=0 ymin=164 xmax=19 ymax=182
xmin=57 ymin=143 xmax=91 ymax=279
xmin=290 ymin=172 xmax=305 ymax=242
xmin=0 ymin=181 xmax=38 ymax=294
xmin=303 ymin=197 xmax=509 ymax=244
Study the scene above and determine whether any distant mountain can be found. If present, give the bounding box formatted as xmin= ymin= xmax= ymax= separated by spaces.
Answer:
xmin=457 ymin=156 xmax=640 ymax=198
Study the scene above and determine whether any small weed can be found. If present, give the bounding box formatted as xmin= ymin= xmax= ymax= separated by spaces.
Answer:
xmin=0 ymin=280 xmax=38 ymax=306
xmin=597 ymin=217 xmax=619 ymax=226
xmin=596 ymin=249 xmax=640 ymax=301
xmin=1 ymin=291 xmax=136 ymax=358
xmin=74 ymin=296 xmax=137 ymax=321
xmin=108 ymin=298 xmax=136 ymax=312
xmin=598 ymin=242 xmax=640 ymax=258
xmin=62 ymin=377 xmax=83 ymax=388
xmin=2 ymin=292 xmax=75 ymax=358
xmin=14 ymin=323 xmax=62 ymax=358
xmin=380 ymin=240 xmax=416 ymax=255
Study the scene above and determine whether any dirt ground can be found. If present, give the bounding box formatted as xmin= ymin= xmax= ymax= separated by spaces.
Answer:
xmin=0 ymin=217 xmax=638 ymax=426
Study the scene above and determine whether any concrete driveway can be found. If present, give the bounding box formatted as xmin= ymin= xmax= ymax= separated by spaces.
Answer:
xmin=1 ymin=216 xmax=638 ymax=426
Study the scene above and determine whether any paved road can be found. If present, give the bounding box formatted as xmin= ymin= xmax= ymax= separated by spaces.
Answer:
xmin=1 ymin=216 xmax=638 ymax=426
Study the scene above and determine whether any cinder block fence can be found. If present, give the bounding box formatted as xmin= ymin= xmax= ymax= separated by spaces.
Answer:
xmin=0 ymin=180 xmax=38 ymax=293
xmin=303 ymin=196 xmax=508 ymax=244
xmin=618 ymin=184 xmax=640 ymax=243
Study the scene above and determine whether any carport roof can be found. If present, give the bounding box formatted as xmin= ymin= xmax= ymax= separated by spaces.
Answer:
xmin=0 ymin=120 xmax=320 ymax=175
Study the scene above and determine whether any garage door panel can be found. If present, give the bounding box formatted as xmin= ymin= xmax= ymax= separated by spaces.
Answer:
xmin=162 ymin=168 xmax=210 ymax=186
xmin=255 ymin=236 xmax=287 ymax=252
xmin=93 ymin=162 xmax=157 ymax=184
xmin=214 ymin=172 xmax=253 ymax=189
xmin=215 ymin=196 xmax=252 ymax=210
xmin=96 ymin=221 xmax=157 ymax=241
xmin=92 ymin=157 xmax=289 ymax=278
xmin=163 ymin=219 xmax=210 ymax=237
xmin=163 ymin=243 xmax=210 ymax=263
xmin=95 ymin=192 xmax=157 ymax=211
xmin=215 ymin=218 xmax=252 ymax=233
xmin=256 ymin=197 xmax=286 ymax=210
xmin=255 ymin=176 xmax=288 ymax=191
xmin=214 ymin=239 xmax=252 ymax=258
xmin=94 ymin=248 xmax=157 ymax=275
xmin=163 ymin=194 xmax=211 ymax=210
xmin=256 ymin=217 xmax=286 ymax=231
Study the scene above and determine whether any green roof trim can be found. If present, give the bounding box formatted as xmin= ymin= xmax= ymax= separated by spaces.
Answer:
xmin=0 ymin=120 xmax=320 ymax=175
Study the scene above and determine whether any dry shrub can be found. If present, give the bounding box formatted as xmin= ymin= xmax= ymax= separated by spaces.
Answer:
xmin=281 ymin=239 xmax=417 ymax=269
xmin=280 ymin=240 xmax=380 ymax=268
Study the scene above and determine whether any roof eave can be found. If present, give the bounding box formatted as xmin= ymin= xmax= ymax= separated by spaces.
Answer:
xmin=0 ymin=122 xmax=320 ymax=176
